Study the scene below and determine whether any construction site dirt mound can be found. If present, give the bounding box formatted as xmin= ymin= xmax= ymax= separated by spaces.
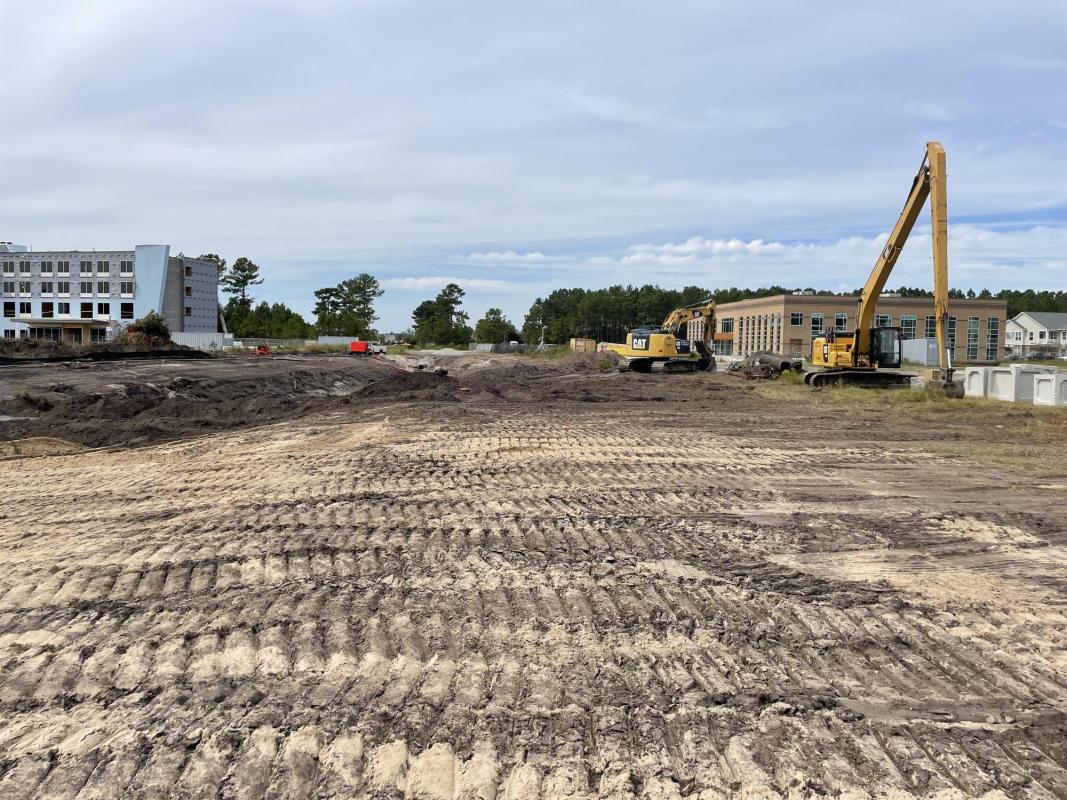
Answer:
xmin=0 ymin=356 xmax=399 ymax=448
xmin=350 ymin=366 xmax=458 ymax=401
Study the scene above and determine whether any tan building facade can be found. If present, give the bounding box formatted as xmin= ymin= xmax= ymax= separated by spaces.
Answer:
xmin=689 ymin=294 xmax=1006 ymax=363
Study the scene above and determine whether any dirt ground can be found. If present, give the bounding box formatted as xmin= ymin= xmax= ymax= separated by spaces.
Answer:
xmin=1 ymin=352 xmax=1066 ymax=798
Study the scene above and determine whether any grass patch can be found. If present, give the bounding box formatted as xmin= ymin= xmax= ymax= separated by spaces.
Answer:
xmin=776 ymin=369 xmax=803 ymax=385
xmin=923 ymin=441 xmax=1054 ymax=471
xmin=1000 ymin=358 xmax=1064 ymax=368
xmin=526 ymin=346 xmax=571 ymax=360
xmin=755 ymin=378 xmax=1067 ymax=473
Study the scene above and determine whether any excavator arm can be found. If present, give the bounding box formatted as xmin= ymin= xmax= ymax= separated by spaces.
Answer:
xmin=856 ymin=141 xmax=951 ymax=374
xmin=661 ymin=301 xmax=716 ymax=340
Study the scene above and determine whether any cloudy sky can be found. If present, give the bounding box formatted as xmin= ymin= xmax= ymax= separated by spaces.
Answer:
xmin=2 ymin=1 xmax=1066 ymax=330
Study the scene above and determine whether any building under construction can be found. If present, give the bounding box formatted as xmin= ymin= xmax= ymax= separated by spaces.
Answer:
xmin=688 ymin=293 xmax=1006 ymax=362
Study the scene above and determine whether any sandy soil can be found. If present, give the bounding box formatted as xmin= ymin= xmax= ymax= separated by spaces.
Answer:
xmin=1 ymin=354 xmax=1065 ymax=798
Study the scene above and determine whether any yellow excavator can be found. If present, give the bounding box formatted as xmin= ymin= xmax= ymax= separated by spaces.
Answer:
xmin=805 ymin=141 xmax=961 ymax=394
xmin=606 ymin=301 xmax=717 ymax=373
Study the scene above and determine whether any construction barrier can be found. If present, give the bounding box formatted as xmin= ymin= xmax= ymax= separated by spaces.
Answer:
xmin=1034 ymin=373 xmax=1067 ymax=406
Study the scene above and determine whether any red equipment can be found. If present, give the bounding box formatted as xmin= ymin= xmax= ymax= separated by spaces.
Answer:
xmin=255 ymin=345 xmax=272 ymax=356
xmin=349 ymin=341 xmax=370 ymax=356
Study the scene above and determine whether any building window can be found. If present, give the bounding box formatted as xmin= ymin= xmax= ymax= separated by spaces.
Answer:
xmin=875 ymin=314 xmax=892 ymax=327
xmin=40 ymin=261 xmax=54 ymax=275
xmin=79 ymin=260 xmax=93 ymax=273
xmin=948 ymin=316 xmax=957 ymax=348
xmin=986 ymin=317 xmax=999 ymax=361
xmin=97 ymin=302 xmax=110 ymax=317
xmin=924 ymin=315 xmax=936 ymax=338
xmin=19 ymin=301 xmax=31 ymax=316
xmin=120 ymin=281 xmax=134 ymax=296
xmin=184 ymin=286 xmax=192 ymax=297
xmin=184 ymin=266 xmax=192 ymax=277
xmin=2 ymin=281 xmax=13 ymax=295
xmin=967 ymin=316 xmax=980 ymax=360
xmin=80 ymin=302 xmax=94 ymax=319
xmin=90 ymin=328 xmax=108 ymax=343
xmin=80 ymin=281 xmax=93 ymax=295
xmin=834 ymin=313 xmax=848 ymax=332
xmin=790 ymin=312 xmax=804 ymax=326
xmin=41 ymin=302 xmax=54 ymax=319
xmin=40 ymin=281 xmax=54 ymax=295
xmin=120 ymin=260 xmax=134 ymax=275
xmin=18 ymin=261 xmax=30 ymax=276
xmin=3 ymin=330 xmax=12 ymax=338
xmin=58 ymin=302 xmax=70 ymax=317
xmin=18 ymin=281 xmax=31 ymax=295
xmin=1038 ymin=330 xmax=1047 ymax=340
xmin=2 ymin=301 xmax=14 ymax=317
xmin=57 ymin=281 xmax=70 ymax=295
xmin=810 ymin=313 xmax=824 ymax=338
xmin=900 ymin=315 xmax=917 ymax=339
xmin=1 ymin=261 xmax=13 ymax=276
xmin=720 ymin=317 xmax=734 ymax=333
xmin=121 ymin=302 xmax=135 ymax=320
xmin=96 ymin=260 xmax=110 ymax=274
xmin=57 ymin=261 xmax=70 ymax=274
xmin=184 ymin=307 xmax=192 ymax=317
xmin=97 ymin=281 xmax=110 ymax=294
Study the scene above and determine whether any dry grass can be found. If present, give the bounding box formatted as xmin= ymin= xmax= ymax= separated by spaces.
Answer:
xmin=756 ymin=378 xmax=1067 ymax=474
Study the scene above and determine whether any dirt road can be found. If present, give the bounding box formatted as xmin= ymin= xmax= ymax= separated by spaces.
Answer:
xmin=1 ymin=355 xmax=1065 ymax=798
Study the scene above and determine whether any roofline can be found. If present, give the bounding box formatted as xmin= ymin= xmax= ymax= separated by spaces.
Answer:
xmin=1013 ymin=311 xmax=1067 ymax=329
xmin=715 ymin=293 xmax=1007 ymax=311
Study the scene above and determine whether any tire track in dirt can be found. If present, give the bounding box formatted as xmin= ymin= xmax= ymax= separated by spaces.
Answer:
xmin=1 ymin=403 xmax=1066 ymax=798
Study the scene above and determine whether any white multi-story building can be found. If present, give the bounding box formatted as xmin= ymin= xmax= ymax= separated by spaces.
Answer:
xmin=1003 ymin=311 xmax=1067 ymax=357
xmin=1 ymin=242 xmax=218 ymax=342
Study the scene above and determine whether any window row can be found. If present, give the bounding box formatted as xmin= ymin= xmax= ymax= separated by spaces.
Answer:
xmin=2 ymin=301 xmax=135 ymax=320
xmin=2 ymin=281 xmax=134 ymax=296
xmin=0 ymin=260 xmax=133 ymax=276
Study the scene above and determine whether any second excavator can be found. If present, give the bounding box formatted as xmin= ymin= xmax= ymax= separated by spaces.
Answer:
xmin=606 ymin=301 xmax=717 ymax=373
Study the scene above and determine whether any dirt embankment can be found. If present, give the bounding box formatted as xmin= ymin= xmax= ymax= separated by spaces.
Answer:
xmin=0 ymin=352 xmax=643 ymax=450
xmin=0 ymin=356 xmax=424 ymax=449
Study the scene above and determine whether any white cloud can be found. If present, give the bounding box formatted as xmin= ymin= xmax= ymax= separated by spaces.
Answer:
xmin=579 ymin=225 xmax=1067 ymax=290
xmin=453 ymin=251 xmax=568 ymax=266
xmin=380 ymin=276 xmax=535 ymax=292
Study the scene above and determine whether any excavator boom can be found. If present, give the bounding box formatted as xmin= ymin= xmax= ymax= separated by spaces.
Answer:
xmin=857 ymin=142 xmax=948 ymax=373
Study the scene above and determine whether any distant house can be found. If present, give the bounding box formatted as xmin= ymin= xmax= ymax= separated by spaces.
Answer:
xmin=1004 ymin=311 xmax=1067 ymax=356
xmin=1003 ymin=318 xmax=1026 ymax=356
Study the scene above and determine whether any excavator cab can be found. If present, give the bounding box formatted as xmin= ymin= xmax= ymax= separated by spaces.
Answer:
xmin=869 ymin=327 xmax=902 ymax=369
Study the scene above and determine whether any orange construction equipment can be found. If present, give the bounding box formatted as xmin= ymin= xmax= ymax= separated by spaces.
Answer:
xmin=255 ymin=344 xmax=272 ymax=356
xmin=349 ymin=341 xmax=370 ymax=356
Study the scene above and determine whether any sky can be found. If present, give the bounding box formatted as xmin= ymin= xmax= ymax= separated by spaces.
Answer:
xmin=2 ymin=1 xmax=1066 ymax=331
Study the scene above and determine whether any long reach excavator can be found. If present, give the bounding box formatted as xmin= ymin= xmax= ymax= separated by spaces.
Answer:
xmin=805 ymin=141 xmax=962 ymax=395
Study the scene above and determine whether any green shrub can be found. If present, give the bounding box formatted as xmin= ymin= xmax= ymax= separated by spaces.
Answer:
xmin=128 ymin=311 xmax=171 ymax=340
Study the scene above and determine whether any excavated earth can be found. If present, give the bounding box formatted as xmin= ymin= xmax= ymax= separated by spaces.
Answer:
xmin=1 ymin=353 xmax=1066 ymax=798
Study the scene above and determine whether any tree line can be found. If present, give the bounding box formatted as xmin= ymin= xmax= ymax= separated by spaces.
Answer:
xmin=203 ymin=254 xmax=385 ymax=340
xmin=522 ymin=285 xmax=1067 ymax=344
xmin=200 ymin=252 xmax=1067 ymax=343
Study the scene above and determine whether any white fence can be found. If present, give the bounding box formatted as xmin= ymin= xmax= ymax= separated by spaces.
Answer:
xmin=171 ymin=332 xmax=236 ymax=351
xmin=317 ymin=336 xmax=362 ymax=346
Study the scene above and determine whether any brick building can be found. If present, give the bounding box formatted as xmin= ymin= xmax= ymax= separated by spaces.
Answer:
xmin=688 ymin=293 xmax=1006 ymax=363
